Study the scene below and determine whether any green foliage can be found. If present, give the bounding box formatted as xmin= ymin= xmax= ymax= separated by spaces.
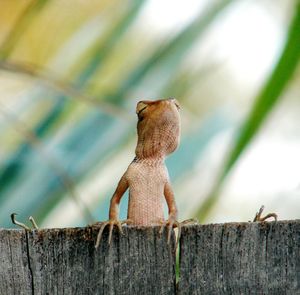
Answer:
xmin=0 ymin=0 xmax=298 ymax=227
xmin=196 ymin=1 xmax=300 ymax=221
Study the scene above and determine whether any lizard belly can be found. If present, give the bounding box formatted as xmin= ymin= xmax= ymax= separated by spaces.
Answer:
xmin=126 ymin=161 xmax=167 ymax=226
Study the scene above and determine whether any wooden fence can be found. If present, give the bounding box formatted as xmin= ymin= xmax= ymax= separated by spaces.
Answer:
xmin=1 ymin=220 xmax=299 ymax=294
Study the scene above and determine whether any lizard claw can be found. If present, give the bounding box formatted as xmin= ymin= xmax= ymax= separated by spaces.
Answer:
xmin=28 ymin=216 xmax=39 ymax=229
xmin=159 ymin=218 xmax=198 ymax=247
xmin=253 ymin=205 xmax=278 ymax=222
xmin=11 ymin=213 xmax=39 ymax=230
xmin=11 ymin=213 xmax=31 ymax=230
xmin=93 ymin=219 xmax=132 ymax=249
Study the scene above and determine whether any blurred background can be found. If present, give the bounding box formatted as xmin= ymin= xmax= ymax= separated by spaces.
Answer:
xmin=0 ymin=0 xmax=299 ymax=229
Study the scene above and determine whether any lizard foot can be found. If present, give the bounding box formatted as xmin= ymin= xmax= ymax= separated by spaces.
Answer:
xmin=253 ymin=205 xmax=278 ymax=222
xmin=159 ymin=218 xmax=198 ymax=247
xmin=92 ymin=219 xmax=132 ymax=249
xmin=11 ymin=213 xmax=39 ymax=230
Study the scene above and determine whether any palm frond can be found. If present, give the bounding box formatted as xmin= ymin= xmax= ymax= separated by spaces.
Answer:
xmin=195 ymin=1 xmax=300 ymax=221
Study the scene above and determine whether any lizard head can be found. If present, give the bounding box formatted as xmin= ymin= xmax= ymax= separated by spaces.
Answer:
xmin=135 ymin=98 xmax=181 ymax=159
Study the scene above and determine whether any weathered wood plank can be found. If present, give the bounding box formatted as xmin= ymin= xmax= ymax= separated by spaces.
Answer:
xmin=178 ymin=220 xmax=300 ymax=295
xmin=2 ymin=221 xmax=300 ymax=294
xmin=0 ymin=229 xmax=33 ymax=294
xmin=1 ymin=227 xmax=176 ymax=295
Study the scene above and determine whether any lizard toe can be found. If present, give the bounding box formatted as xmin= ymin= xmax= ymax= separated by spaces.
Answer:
xmin=95 ymin=221 xmax=109 ymax=249
xmin=159 ymin=219 xmax=179 ymax=245
xmin=253 ymin=205 xmax=278 ymax=222
xmin=94 ymin=219 xmax=130 ymax=249
xmin=160 ymin=218 xmax=198 ymax=247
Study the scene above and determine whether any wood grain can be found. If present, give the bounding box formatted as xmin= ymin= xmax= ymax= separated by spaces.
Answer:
xmin=178 ymin=220 xmax=300 ymax=295
xmin=0 ymin=230 xmax=32 ymax=294
xmin=0 ymin=226 xmax=176 ymax=295
xmin=2 ymin=221 xmax=299 ymax=294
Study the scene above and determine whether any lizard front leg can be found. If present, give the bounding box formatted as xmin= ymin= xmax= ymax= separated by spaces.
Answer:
xmin=160 ymin=181 xmax=180 ymax=244
xmin=94 ymin=174 xmax=131 ymax=248
xmin=160 ymin=181 xmax=198 ymax=246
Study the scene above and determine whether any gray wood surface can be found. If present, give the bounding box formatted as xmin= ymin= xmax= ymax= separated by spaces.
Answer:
xmin=0 ymin=226 xmax=176 ymax=295
xmin=0 ymin=230 xmax=32 ymax=294
xmin=1 ymin=221 xmax=299 ymax=295
xmin=179 ymin=220 xmax=300 ymax=295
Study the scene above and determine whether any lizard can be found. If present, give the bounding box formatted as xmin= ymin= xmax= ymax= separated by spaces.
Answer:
xmin=93 ymin=98 xmax=278 ymax=248
xmin=9 ymin=98 xmax=277 ymax=245
xmin=94 ymin=98 xmax=186 ymax=247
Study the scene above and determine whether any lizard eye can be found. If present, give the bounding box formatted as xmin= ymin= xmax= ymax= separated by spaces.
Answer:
xmin=136 ymin=101 xmax=148 ymax=115
xmin=137 ymin=106 xmax=147 ymax=115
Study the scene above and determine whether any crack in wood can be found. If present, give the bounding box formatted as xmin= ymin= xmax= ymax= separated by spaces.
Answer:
xmin=25 ymin=232 xmax=35 ymax=295
xmin=1 ymin=221 xmax=299 ymax=294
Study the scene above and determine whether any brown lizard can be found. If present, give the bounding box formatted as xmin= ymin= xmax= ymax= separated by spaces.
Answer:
xmin=92 ymin=98 xmax=277 ymax=247
xmin=8 ymin=99 xmax=277 ymax=239
xmin=95 ymin=98 xmax=185 ymax=247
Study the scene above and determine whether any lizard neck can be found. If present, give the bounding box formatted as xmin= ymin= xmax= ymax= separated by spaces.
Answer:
xmin=133 ymin=156 xmax=165 ymax=166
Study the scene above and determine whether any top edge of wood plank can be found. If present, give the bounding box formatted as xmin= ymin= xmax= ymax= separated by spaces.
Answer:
xmin=1 ymin=219 xmax=299 ymax=232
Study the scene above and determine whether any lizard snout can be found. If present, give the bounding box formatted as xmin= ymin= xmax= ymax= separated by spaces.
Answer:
xmin=167 ymin=97 xmax=180 ymax=110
